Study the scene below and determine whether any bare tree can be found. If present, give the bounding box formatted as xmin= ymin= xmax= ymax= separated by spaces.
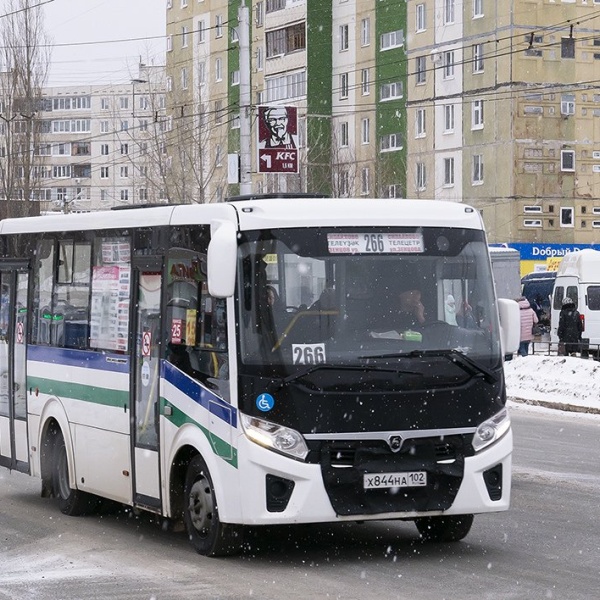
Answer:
xmin=0 ymin=0 xmax=50 ymax=219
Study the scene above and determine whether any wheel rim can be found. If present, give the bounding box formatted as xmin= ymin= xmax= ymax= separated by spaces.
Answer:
xmin=187 ymin=475 xmax=214 ymax=538
xmin=56 ymin=442 xmax=71 ymax=500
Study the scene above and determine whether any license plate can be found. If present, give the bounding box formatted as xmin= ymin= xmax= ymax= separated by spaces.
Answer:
xmin=363 ymin=471 xmax=427 ymax=489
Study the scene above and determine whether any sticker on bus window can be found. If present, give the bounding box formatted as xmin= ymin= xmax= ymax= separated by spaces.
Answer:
xmin=327 ymin=233 xmax=424 ymax=254
xmin=256 ymin=393 xmax=275 ymax=412
xmin=292 ymin=343 xmax=326 ymax=365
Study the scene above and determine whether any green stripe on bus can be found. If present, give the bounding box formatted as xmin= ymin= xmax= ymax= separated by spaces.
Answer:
xmin=27 ymin=376 xmax=129 ymax=409
xmin=162 ymin=399 xmax=238 ymax=469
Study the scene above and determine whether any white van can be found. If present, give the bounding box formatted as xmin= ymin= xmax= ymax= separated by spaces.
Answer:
xmin=550 ymin=249 xmax=600 ymax=355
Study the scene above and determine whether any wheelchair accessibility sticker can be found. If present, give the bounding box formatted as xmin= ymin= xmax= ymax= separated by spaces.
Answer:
xmin=256 ymin=393 xmax=275 ymax=412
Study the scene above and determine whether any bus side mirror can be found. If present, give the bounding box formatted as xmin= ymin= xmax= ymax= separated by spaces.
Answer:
xmin=498 ymin=298 xmax=520 ymax=356
xmin=207 ymin=220 xmax=237 ymax=298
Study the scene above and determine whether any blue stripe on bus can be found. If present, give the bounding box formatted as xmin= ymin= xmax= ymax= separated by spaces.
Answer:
xmin=162 ymin=360 xmax=237 ymax=429
xmin=27 ymin=345 xmax=130 ymax=373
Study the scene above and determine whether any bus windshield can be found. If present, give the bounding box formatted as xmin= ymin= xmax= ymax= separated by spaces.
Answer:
xmin=237 ymin=227 xmax=501 ymax=371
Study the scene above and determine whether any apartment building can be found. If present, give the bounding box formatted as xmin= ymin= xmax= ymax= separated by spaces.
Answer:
xmin=0 ymin=67 xmax=168 ymax=215
xmin=406 ymin=0 xmax=600 ymax=244
xmin=165 ymin=0 xmax=407 ymax=201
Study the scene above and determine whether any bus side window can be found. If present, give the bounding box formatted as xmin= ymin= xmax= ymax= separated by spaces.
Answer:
xmin=32 ymin=240 xmax=54 ymax=345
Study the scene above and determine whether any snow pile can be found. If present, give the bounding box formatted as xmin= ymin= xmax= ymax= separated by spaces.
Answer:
xmin=504 ymin=354 xmax=600 ymax=414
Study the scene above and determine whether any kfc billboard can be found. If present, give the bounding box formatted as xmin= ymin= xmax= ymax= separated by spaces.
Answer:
xmin=257 ymin=105 xmax=299 ymax=174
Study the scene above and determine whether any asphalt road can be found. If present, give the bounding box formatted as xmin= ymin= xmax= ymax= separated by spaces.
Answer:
xmin=1 ymin=408 xmax=599 ymax=600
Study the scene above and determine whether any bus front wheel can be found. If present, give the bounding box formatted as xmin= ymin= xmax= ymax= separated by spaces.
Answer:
xmin=414 ymin=514 xmax=474 ymax=543
xmin=183 ymin=455 xmax=242 ymax=556
xmin=52 ymin=431 xmax=98 ymax=516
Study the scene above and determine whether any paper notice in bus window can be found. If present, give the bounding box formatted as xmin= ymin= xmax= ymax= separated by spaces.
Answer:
xmin=327 ymin=233 xmax=424 ymax=254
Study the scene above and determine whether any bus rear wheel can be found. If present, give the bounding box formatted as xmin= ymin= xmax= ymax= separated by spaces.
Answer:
xmin=414 ymin=514 xmax=474 ymax=543
xmin=183 ymin=455 xmax=242 ymax=556
xmin=52 ymin=431 xmax=98 ymax=516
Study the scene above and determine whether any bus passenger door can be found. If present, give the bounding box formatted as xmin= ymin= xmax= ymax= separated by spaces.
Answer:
xmin=0 ymin=266 xmax=29 ymax=473
xmin=130 ymin=260 xmax=163 ymax=512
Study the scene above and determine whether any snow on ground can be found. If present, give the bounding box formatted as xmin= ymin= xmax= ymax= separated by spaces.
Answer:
xmin=504 ymin=354 xmax=600 ymax=414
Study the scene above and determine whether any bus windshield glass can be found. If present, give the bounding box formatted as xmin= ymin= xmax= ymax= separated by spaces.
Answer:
xmin=237 ymin=227 xmax=501 ymax=370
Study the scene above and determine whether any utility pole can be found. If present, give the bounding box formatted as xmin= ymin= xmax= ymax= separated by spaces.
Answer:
xmin=238 ymin=1 xmax=252 ymax=195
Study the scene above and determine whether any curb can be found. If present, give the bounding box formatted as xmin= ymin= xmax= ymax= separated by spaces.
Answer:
xmin=509 ymin=396 xmax=600 ymax=416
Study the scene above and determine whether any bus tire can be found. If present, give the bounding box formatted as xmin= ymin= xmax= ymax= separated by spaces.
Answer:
xmin=414 ymin=514 xmax=474 ymax=543
xmin=183 ymin=454 xmax=242 ymax=557
xmin=52 ymin=431 xmax=98 ymax=516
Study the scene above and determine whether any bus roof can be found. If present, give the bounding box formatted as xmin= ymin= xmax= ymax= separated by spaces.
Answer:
xmin=0 ymin=198 xmax=484 ymax=235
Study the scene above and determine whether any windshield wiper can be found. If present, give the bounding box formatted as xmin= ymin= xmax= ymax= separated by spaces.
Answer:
xmin=267 ymin=364 xmax=421 ymax=392
xmin=359 ymin=349 xmax=498 ymax=384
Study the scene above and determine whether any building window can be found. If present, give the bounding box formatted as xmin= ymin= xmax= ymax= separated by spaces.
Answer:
xmin=181 ymin=67 xmax=188 ymax=89
xmin=416 ymin=108 xmax=426 ymax=137
xmin=265 ymin=70 xmax=306 ymax=102
xmin=100 ymin=167 xmax=109 ymax=179
xmin=101 ymin=143 xmax=109 ymax=155
xmin=416 ymin=56 xmax=426 ymax=84
xmin=361 ymin=69 xmax=370 ymax=95
xmin=120 ymin=189 xmax=129 ymax=202
xmin=524 ymin=219 xmax=542 ymax=227
xmin=361 ymin=18 xmax=370 ymax=46
xmin=340 ymin=121 xmax=349 ymax=147
xmin=561 ymin=94 xmax=575 ymax=115
xmin=416 ymin=3 xmax=426 ymax=32
xmin=361 ymin=118 xmax=370 ymax=144
xmin=231 ymin=70 xmax=240 ymax=86
xmin=339 ymin=170 xmax=349 ymax=197
xmin=560 ymin=207 xmax=574 ymax=227
xmin=215 ymin=15 xmax=223 ymax=38
xmin=473 ymin=154 xmax=484 ymax=184
xmin=340 ymin=73 xmax=349 ymax=99
xmin=443 ymin=0 xmax=455 ymax=24
xmin=380 ymin=81 xmax=403 ymax=101
xmin=100 ymin=97 xmax=109 ymax=110
xmin=52 ymin=165 xmax=71 ymax=179
xmin=444 ymin=104 xmax=455 ymax=132
xmin=121 ymin=143 xmax=129 ymax=155
xmin=524 ymin=205 xmax=542 ymax=213
xmin=472 ymin=99 xmax=484 ymax=129
xmin=561 ymin=150 xmax=575 ymax=171
xmin=380 ymin=133 xmax=402 ymax=152
xmin=443 ymin=51 xmax=455 ymax=78
xmin=473 ymin=0 xmax=483 ymax=18
xmin=197 ymin=20 xmax=206 ymax=44
xmin=416 ymin=162 xmax=426 ymax=190
xmin=339 ymin=24 xmax=349 ymax=51
xmin=266 ymin=0 xmax=285 ymax=12
xmin=215 ymin=57 xmax=222 ymax=82
xmin=361 ymin=167 xmax=370 ymax=195
xmin=443 ymin=157 xmax=455 ymax=186
xmin=472 ymin=43 xmax=484 ymax=72
xmin=255 ymin=3 xmax=264 ymax=27
xmin=139 ymin=189 xmax=148 ymax=202
xmin=167 ymin=35 xmax=172 ymax=52
xmin=181 ymin=25 xmax=188 ymax=48
xmin=121 ymin=120 xmax=129 ymax=131
xmin=380 ymin=29 xmax=404 ymax=51
xmin=266 ymin=23 xmax=306 ymax=57
xmin=120 ymin=166 xmax=129 ymax=178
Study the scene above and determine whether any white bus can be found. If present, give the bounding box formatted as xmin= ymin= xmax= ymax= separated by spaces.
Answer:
xmin=0 ymin=196 xmax=519 ymax=556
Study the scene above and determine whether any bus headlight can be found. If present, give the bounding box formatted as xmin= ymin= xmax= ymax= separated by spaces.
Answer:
xmin=241 ymin=414 xmax=309 ymax=461
xmin=472 ymin=408 xmax=511 ymax=452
